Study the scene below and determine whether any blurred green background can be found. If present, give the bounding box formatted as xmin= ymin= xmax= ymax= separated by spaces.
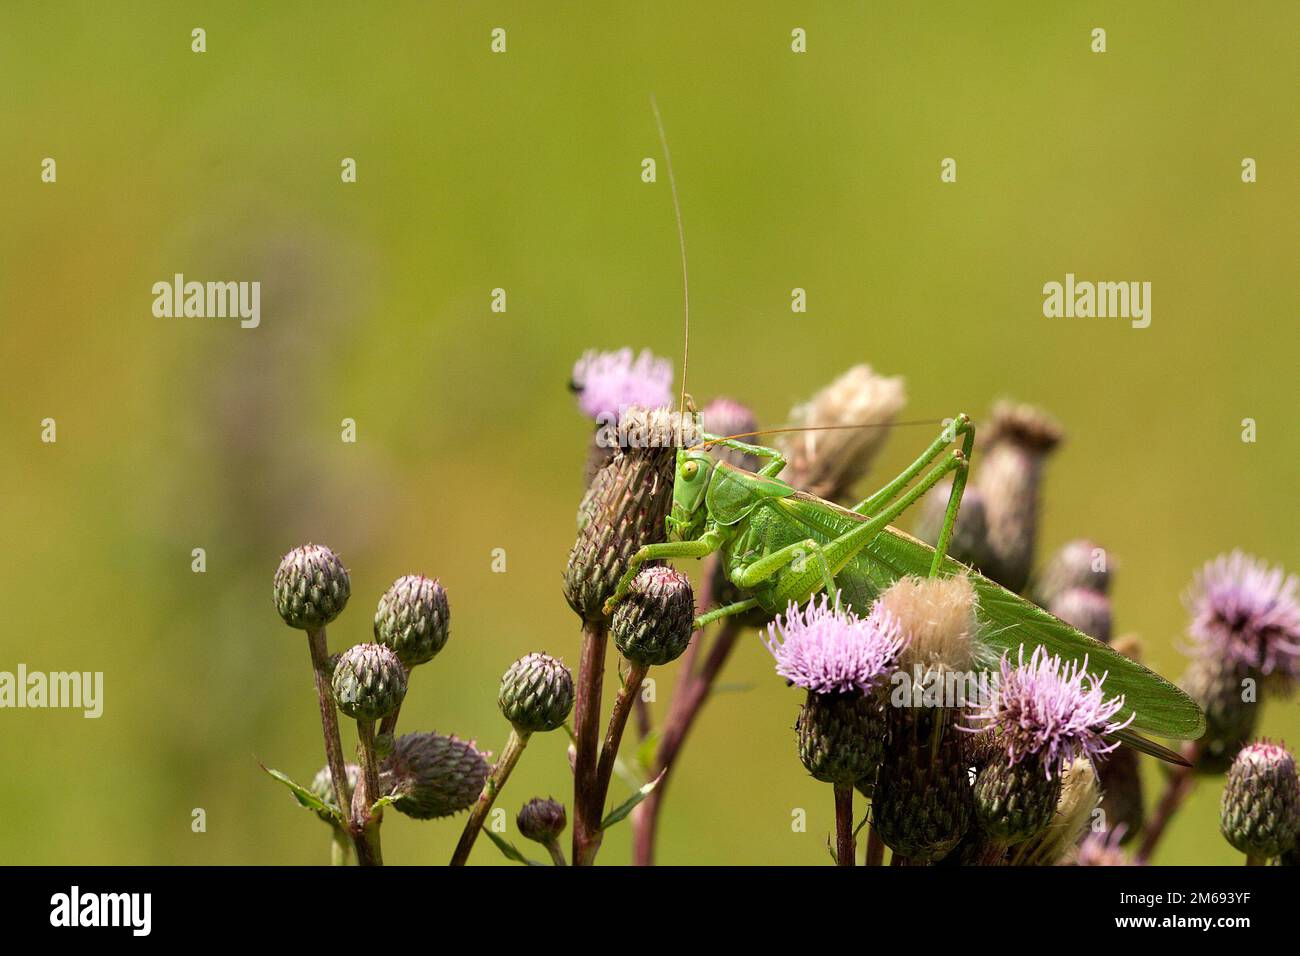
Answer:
xmin=1 ymin=2 xmax=1296 ymax=865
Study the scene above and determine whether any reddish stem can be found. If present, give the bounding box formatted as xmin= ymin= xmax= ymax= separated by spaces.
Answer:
xmin=571 ymin=619 xmax=608 ymax=865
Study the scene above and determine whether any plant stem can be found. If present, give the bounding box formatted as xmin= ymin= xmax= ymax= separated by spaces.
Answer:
xmin=450 ymin=726 xmax=530 ymax=866
xmin=834 ymin=783 xmax=855 ymax=866
xmin=1246 ymin=855 xmax=1264 ymax=866
xmin=330 ymin=827 xmax=352 ymax=866
xmin=1135 ymin=742 xmax=1200 ymax=865
xmin=571 ymin=619 xmax=608 ymax=865
xmin=543 ymin=838 xmax=568 ymax=867
xmin=632 ymin=617 xmax=741 ymax=865
xmin=865 ymin=823 xmax=885 ymax=866
xmin=306 ymin=627 xmax=364 ymax=861
xmin=578 ymin=661 xmax=651 ymax=866
xmin=351 ymin=719 xmax=384 ymax=866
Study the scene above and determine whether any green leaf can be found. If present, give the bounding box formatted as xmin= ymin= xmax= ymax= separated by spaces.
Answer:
xmin=866 ymin=528 xmax=1206 ymax=741
xmin=484 ymin=830 xmax=545 ymax=866
xmin=259 ymin=762 xmax=343 ymax=824
xmin=600 ymin=769 xmax=666 ymax=830
xmin=370 ymin=795 xmax=399 ymax=814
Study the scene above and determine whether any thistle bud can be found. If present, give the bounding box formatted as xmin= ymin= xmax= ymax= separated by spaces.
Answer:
xmin=498 ymin=653 xmax=575 ymax=733
xmin=563 ymin=407 xmax=701 ymax=621
xmin=974 ymin=757 xmax=1062 ymax=846
xmin=701 ymin=398 xmax=760 ymax=471
xmin=1049 ymin=587 xmax=1113 ymax=644
xmin=976 ymin=402 xmax=1064 ymax=593
xmin=381 ymin=731 xmax=490 ymax=820
xmin=1220 ymin=741 xmax=1300 ymax=859
xmin=310 ymin=762 xmax=359 ymax=824
xmin=796 ymin=690 xmax=886 ymax=786
xmin=517 ymin=797 xmax=567 ymax=844
xmin=1180 ymin=656 xmax=1258 ymax=774
xmin=331 ymin=643 xmax=407 ymax=721
xmin=872 ymin=704 xmax=973 ymax=862
xmin=274 ymin=544 xmax=351 ymax=630
xmin=1035 ymin=539 xmax=1111 ymax=605
xmin=374 ymin=575 xmax=450 ymax=668
xmin=1015 ymin=758 xmax=1101 ymax=865
xmin=916 ymin=480 xmax=991 ymax=572
xmin=612 ymin=566 xmax=695 ymax=666
xmin=776 ymin=365 xmax=906 ymax=501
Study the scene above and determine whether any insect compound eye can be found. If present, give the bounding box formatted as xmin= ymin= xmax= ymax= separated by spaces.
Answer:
xmin=681 ymin=460 xmax=699 ymax=481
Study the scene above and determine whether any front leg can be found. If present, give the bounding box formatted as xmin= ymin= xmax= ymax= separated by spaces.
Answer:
xmin=603 ymin=531 xmax=724 ymax=616
xmin=703 ymin=434 xmax=787 ymax=478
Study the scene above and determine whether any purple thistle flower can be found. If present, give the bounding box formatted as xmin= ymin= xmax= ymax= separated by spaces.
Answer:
xmin=763 ymin=594 xmax=906 ymax=695
xmin=1185 ymin=551 xmax=1300 ymax=679
xmin=968 ymin=644 xmax=1133 ymax=778
xmin=1073 ymin=826 xmax=1130 ymax=866
xmin=571 ymin=348 xmax=673 ymax=420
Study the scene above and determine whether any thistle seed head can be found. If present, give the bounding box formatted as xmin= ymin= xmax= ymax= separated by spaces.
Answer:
xmin=563 ymin=407 xmax=700 ymax=621
xmin=880 ymin=574 xmax=978 ymax=676
xmin=976 ymin=401 xmax=1064 ymax=593
xmin=571 ymin=348 xmax=674 ymax=420
xmin=516 ymin=797 xmax=567 ymax=844
xmin=612 ymin=566 xmax=695 ymax=666
xmin=381 ymin=731 xmax=491 ymax=820
xmin=776 ymin=364 xmax=906 ymax=501
xmin=374 ymin=575 xmax=450 ymax=668
xmin=498 ymin=653 xmax=575 ymax=733
xmin=1049 ymin=587 xmax=1113 ymax=644
xmin=1220 ymin=740 xmax=1300 ymax=859
xmin=331 ymin=643 xmax=407 ymax=722
xmin=274 ymin=544 xmax=351 ymax=630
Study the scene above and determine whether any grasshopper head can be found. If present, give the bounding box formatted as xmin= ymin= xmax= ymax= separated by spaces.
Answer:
xmin=666 ymin=449 xmax=716 ymax=542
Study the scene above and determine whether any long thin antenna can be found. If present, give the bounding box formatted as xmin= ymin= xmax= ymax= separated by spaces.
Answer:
xmin=650 ymin=94 xmax=689 ymax=417
xmin=697 ymin=418 xmax=952 ymax=450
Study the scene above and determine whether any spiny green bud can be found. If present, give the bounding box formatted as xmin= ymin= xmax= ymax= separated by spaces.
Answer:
xmin=1034 ymin=539 xmax=1111 ymax=605
xmin=612 ymin=566 xmax=695 ymax=666
xmin=871 ymin=705 xmax=973 ymax=862
xmin=498 ymin=653 xmax=575 ymax=733
xmin=563 ymin=408 xmax=701 ymax=622
xmin=517 ymin=797 xmax=567 ymax=844
xmin=381 ymin=732 xmax=490 ymax=820
xmin=796 ymin=690 xmax=886 ymax=787
xmin=1181 ymin=656 xmax=1258 ymax=775
xmin=1049 ymin=587 xmax=1112 ymax=644
xmin=331 ymin=643 xmax=407 ymax=721
xmin=974 ymin=757 xmax=1062 ymax=846
xmin=1220 ymin=741 xmax=1300 ymax=859
xmin=374 ymin=575 xmax=449 ymax=668
xmin=310 ymin=763 xmax=359 ymax=824
xmin=274 ymin=544 xmax=351 ymax=630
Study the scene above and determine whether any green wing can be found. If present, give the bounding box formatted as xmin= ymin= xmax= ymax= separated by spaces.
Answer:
xmin=865 ymin=526 xmax=1205 ymax=742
